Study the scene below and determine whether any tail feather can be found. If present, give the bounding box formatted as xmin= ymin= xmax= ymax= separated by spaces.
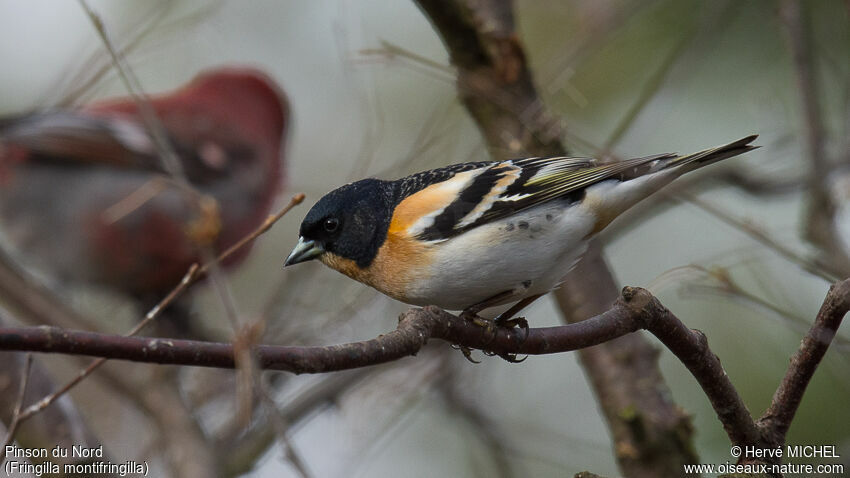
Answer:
xmin=615 ymin=135 xmax=758 ymax=182
xmin=586 ymin=135 xmax=759 ymax=233
xmin=665 ymin=134 xmax=759 ymax=173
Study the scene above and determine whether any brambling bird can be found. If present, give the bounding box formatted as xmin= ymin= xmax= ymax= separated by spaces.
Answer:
xmin=285 ymin=136 xmax=757 ymax=326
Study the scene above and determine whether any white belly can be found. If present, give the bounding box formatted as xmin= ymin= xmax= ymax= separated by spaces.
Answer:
xmin=404 ymin=201 xmax=595 ymax=310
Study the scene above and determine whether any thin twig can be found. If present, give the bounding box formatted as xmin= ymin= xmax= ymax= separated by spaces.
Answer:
xmin=11 ymin=266 xmax=197 ymax=425
xmin=5 ymin=193 xmax=304 ymax=428
xmin=780 ymin=0 xmax=850 ymax=275
xmin=77 ymin=3 xmax=243 ymax=334
xmin=77 ymin=0 xmax=187 ymax=183
xmin=198 ymin=195 xmax=307 ymax=428
xmin=0 ymin=248 xmax=103 ymax=331
xmin=780 ymin=0 xmax=829 ymax=190
xmin=221 ymin=369 xmax=372 ymax=477
xmin=672 ymin=264 xmax=850 ymax=352
xmin=0 ymin=354 xmax=34 ymax=463
xmin=673 ymin=190 xmax=840 ymax=282
xmin=257 ymin=376 xmax=312 ymax=478
xmin=215 ymin=194 xmax=306 ymax=267
xmin=57 ymin=3 xmax=220 ymax=108
xmin=360 ymin=40 xmax=454 ymax=76
xmin=603 ymin=23 xmax=695 ymax=151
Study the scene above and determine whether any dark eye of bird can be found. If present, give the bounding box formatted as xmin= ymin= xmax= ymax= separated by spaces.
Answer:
xmin=323 ymin=217 xmax=339 ymax=233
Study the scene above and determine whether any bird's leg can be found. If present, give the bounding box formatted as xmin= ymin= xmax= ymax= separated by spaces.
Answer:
xmin=494 ymin=293 xmax=543 ymax=329
xmin=458 ymin=289 xmax=543 ymax=363
xmin=459 ymin=289 xmax=517 ymax=329
xmin=457 ymin=290 xmax=519 ymax=363
xmin=487 ymin=293 xmax=544 ymax=363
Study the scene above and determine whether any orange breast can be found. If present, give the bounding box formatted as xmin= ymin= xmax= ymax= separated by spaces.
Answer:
xmin=319 ymin=182 xmax=455 ymax=303
xmin=320 ymin=232 xmax=432 ymax=303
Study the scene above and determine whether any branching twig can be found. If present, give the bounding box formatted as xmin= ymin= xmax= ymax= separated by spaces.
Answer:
xmin=758 ymin=279 xmax=850 ymax=446
xmin=9 ymin=266 xmax=197 ymax=427
xmin=2 ymin=279 xmax=848 ymax=467
xmin=217 ymin=194 xmax=306 ymax=266
xmin=0 ymin=287 xmax=761 ymax=447
xmin=1 ymin=193 xmax=304 ymax=432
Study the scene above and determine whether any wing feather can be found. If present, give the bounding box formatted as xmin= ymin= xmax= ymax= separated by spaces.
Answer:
xmin=413 ymin=154 xmax=674 ymax=242
xmin=396 ymin=135 xmax=757 ymax=242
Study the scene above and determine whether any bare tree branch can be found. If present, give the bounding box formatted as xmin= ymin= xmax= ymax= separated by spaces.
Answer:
xmin=415 ymin=0 xmax=565 ymax=160
xmin=0 ymin=289 xmax=645 ymax=363
xmin=2 ymin=271 xmax=847 ymax=472
xmin=555 ymin=245 xmax=700 ymax=475
xmin=0 ymin=192 xmax=305 ymax=465
xmin=757 ymin=279 xmax=850 ymax=446
xmin=0 ymin=286 xmax=767 ymax=449
xmin=780 ymin=0 xmax=850 ymax=275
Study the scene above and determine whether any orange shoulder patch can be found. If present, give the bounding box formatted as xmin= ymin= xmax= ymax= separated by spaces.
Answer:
xmin=388 ymin=170 xmax=479 ymax=236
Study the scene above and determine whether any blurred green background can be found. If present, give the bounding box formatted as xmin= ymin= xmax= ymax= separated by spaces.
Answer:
xmin=1 ymin=1 xmax=848 ymax=477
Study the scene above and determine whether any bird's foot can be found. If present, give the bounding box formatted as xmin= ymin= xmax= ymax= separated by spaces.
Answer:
xmin=454 ymin=309 xmax=493 ymax=363
xmin=459 ymin=308 xmax=494 ymax=330
xmin=451 ymin=344 xmax=481 ymax=364
xmin=494 ymin=313 xmax=530 ymax=343
xmin=455 ymin=309 xmax=529 ymax=363
xmin=488 ymin=312 xmax=530 ymax=363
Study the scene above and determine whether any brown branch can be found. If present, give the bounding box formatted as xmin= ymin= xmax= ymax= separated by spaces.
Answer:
xmin=0 ymin=302 xmax=629 ymax=371
xmin=3 ymin=278 xmax=848 ymax=465
xmin=780 ymin=0 xmax=850 ymax=275
xmin=7 ymin=265 xmax=198 ymax=430
xmin=554 ymin=244 xmax=699 ymax=476
xmin=0 ymin=330 xmax=101 ymax=459
xmin=415 ymin=0 xmax=565 ymax=160
xmin=757 ymin=279 xmax=850 ymax=446
xmin=0 ymin=287 xmax=758 ymax=445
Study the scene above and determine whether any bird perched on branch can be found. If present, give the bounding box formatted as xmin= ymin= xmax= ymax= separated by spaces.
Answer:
xmin=0 ymin=67 xmax=289 ymax=328
xmin=286 ymin=136 xmax=757 ymax=331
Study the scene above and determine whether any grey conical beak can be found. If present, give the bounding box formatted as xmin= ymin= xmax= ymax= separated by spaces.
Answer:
xmin=284 ymin=237 xmax=325 ymax=266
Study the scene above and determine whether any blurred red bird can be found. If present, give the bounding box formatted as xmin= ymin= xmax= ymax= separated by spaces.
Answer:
xmin=0 ymin=67 xmax=289 ymax=313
